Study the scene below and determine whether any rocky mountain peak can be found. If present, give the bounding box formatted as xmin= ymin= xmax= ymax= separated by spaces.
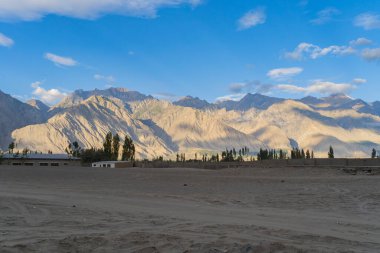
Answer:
xmin=26 ymin=99 xmax=50 ymax=112
xmin=173 ymin=96 xmax=213 ymax=110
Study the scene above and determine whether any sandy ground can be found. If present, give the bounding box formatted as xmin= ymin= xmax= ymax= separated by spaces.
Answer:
xmin=0 ymin=165 xmax=379 ymax=253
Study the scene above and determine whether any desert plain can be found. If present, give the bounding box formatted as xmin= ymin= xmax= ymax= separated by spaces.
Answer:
xmin=0 ymin=165 xmax=379 ymax=253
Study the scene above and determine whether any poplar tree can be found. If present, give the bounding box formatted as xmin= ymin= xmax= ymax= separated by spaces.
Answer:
xmin=328 ymin=146 xmax=334 ymax=158
xmin=103 ymin=132 xmax=113 ymax=160
xmin=122 ymin=135 xmax=135 ymax=161
xmin=8 ymin=142 xmax=15 ymax=154
xmin=112 ymin=134 xmax=120 ymax=160
xmin=306 ymin=150 xmax=311 ymax=159
xmin=65 ymin=141 xmax=81 ymax=157
xmin=371 ymin=148 xmax=377 ymax=159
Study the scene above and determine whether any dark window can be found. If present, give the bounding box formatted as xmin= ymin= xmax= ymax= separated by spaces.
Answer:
xmin=64 ymin=163 xmax=68 ymax=165
xmin=107 ymin=164 xmax=111 ymax=168
xmin=25 ymin=163 xmax=34 ymax=166
xmin=40 ymin=163 xmax=48 ymax=166
xmin=51 ymin=163 xmax=59 ymax=166
xmin=12 ymin=163 xmax=22 ymax=166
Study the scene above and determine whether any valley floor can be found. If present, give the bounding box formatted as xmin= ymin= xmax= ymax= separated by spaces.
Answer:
xmin=0 ymin=165 xmax=379 ymax=253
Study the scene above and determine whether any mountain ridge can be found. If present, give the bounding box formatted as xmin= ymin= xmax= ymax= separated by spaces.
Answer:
xmin=2 ymin=87 xmax=380 ymax=158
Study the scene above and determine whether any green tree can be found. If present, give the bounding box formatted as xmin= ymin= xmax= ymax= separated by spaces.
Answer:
xmin=121 ymin=135 xmax=135 ymax=161
xmin=22 ymin=148 xmax=30 ymax=156
xmin=103 ymin=132 xmax=113 ymax=160
xmin=328 ymin=146 xmax=334 ymax=158
xmin=221 ymin=149 xmax=235 ymax=162
xmin=371 ymin=148 xmax=377 ymax=159
xmin=306 ymin=150 xmax=311 ymax=159
xmin=8 ymin=142 xmax=15 ymax=154
xmin=65 ymin=141 xmax=81 ymax=157
xmin=257 ymin=148 xmax=272 ymax=160
xmin=180 ymin=153 xmax=186 ymax=162
xmin=112 ymin=133 xmax=120 ymax=161
xmin=81 ymin=148 xmax=107 ymax=164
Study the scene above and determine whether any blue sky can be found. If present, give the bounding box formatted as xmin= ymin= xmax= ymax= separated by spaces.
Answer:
xmin=0 ymin=0 xmax=380 ymax=104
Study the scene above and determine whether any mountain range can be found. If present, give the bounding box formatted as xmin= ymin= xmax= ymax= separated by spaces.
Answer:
xmin=1 ymin=87 xmax=380 ymax=158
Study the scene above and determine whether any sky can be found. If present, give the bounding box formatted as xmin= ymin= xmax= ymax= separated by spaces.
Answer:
xmin=0 ymin=0 xmax=380 ymax=105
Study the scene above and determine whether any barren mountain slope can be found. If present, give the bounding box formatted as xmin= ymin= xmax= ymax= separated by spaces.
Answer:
xmin=0 ymin=90 xmax=47 ymax=149
xmin=6 ymin=88 xmax=380 ymax=158
xmin=12 ymin=96 xmax=174 ymax=159
xmin=254 ymin=100 xmax=380 ymax=157
xmin=130 ymin=99 xmax=267 ymax=155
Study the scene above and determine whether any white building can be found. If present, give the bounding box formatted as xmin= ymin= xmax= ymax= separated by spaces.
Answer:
xmin=92 ymin=161 xmax=133 ymax=168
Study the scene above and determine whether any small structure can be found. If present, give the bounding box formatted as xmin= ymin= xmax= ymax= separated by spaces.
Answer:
xmin=1 ymin=153 xmax=81 ymax=167
xmin=92 ymin=161 xmax=133 ymax=168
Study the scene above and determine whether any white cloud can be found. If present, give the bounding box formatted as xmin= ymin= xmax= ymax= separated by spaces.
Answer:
xmin=350 ymin=37 xmax=372 ymax=46
xmin=45 ymin=53 xmax=77 ymax=67
xmin=0 ymin=0 xmax=202 ymax=21
xmin=216 ymin=93 xmax=246 ymax=103
xmin=238 ymin=7 xmax=266 ymax=30
xmin=352 ymin=78 xmax=367 ymax=84
xmin=354 ymin=13 xmax=380 ymax=30
xmin=311 ymin=7 xmax=340 ymax=25
xmin=31 ymin=81 xmax=42 ymax=89
xmin=0 ymin=32 xmax=14 ymax=47
xmin=285 ymin=42 xmax=355 ymax=60
xmin=277 ymin=81 xmax=356 ymax=95
xmin=94 ymin=74 xmax=115 ymax=83
xmin=361 ymin=48 xmax=380 ymax=61
xmin=267 ymin=67 xmax=303 ymax=80
xmin=31 ymin=82 xmax=67 ymax=104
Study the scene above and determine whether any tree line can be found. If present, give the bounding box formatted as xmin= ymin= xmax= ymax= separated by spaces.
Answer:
xmin=4 ymin=138 xmax=380 ymax=162
xmin=66 ymin=132 xmax=135 ymax=164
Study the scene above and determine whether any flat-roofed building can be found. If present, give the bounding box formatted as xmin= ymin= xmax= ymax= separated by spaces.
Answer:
xmin=1 ymin=153 xmax=81 ymax=167
xmin=92 ymin=161 xmax=133 ymax=168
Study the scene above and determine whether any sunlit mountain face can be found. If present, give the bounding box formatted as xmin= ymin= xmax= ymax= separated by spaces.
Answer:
xmin=1 ymin=88 xmax=380 ymax=159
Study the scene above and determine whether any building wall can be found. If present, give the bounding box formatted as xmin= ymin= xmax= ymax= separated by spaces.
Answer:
xmin=115 ymin=162 xmax=133 ymax=168
xmin=92 ymin=163 xmax=115 ymax=168
xmin=92 ymin=162 xmax=133 ymax=168
xmin=1 ymin=159 xmax=81 ymax=167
